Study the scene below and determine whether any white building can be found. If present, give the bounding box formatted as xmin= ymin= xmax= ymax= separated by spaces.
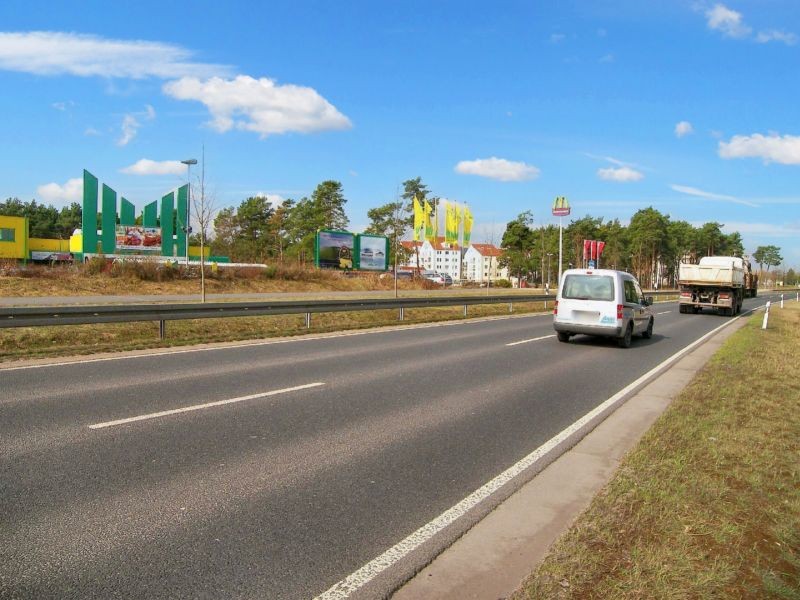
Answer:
xmin=400 ymin=238 xmax=461 ymax=280
xmin=463 ymin=243 xmax=507 ymax=283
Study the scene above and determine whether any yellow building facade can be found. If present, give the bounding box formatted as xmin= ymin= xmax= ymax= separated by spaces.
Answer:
xmin=0 ymin=215 xmax=28 ymax=259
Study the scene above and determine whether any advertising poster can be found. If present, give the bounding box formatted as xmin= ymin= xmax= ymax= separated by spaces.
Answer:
xmin=356 ymin=234 xmax=389 ymax=271
xmin=115 ymin=225 xmax=162 ymax=252
xmin=316 ymin=230 xmax=354 ymax=269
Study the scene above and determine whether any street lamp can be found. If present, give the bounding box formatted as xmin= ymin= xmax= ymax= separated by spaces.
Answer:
xmin=181 ymin=158 xmax=197 ymax=264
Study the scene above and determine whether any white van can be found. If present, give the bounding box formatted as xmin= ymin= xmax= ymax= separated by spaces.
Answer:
xmin=553 ymin=269 xmax=654 ymax=348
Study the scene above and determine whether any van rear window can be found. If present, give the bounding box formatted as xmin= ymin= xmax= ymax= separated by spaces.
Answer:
xmin=562 ymin=274 xmax=614 ymax=301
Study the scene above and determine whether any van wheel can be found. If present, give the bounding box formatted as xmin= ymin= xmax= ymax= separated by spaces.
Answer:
xmin=618 ymin=323 xmax=633 ymax=348
xmin=557 ymin=332 xmax=570 ymax=343
xmin=642 ymin=318 xmax=654 ymax=339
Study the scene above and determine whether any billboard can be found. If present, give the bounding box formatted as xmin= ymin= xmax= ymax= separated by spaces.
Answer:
xmin=115 ymin=225 xmax=162 ymax=252
xmin=315 ymin=230 xmax=355 ymax=269
xmin=356 ymin=234 xmax=389 ymax=271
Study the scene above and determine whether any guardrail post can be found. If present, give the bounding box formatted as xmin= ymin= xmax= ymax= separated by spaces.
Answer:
xmin=509 ymin=302 xmax=513 ymax=313
xmin=781 ymin=294 xmax=784 ymax=309
xmin=762 ymin=301 xmax=771 ymax=330
xmin=305 ymin=313 xmax=311 ymax=329
xmin=464 ymin=304 xmax=468 ymax=317
xmin=159 ymin=320 xmax=166 ymax=339
xmin=399 ymin=307 xmax=404 ymax=321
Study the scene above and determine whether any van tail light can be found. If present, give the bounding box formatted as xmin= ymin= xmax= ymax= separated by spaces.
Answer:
xmin=617 ymin=304 xmax=624 ymax=319
xmin=553 ymin=300 xmax=558 ymax=315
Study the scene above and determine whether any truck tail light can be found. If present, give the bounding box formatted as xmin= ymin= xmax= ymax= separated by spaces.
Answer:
xmin=680 ymin=291 xmax=691 ymax=297
xmin=617 ymin=304 xmax=624 ymax=319
xmin=719 ymin=292 xmax=730 ymax=299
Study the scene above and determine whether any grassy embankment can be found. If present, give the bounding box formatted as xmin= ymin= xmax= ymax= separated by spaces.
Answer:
xmin=0 ymin=264 xmax=544 ymax=362
xmin=515 ymin=303 xmax=800 ymax=599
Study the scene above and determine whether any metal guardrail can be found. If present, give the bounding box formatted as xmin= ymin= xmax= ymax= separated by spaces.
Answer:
xmin=0 ymin=290 xmax=688 ymax=335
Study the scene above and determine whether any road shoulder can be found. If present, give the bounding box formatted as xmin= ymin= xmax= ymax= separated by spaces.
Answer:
xmin=392 ymin=317 xmax=746 ymax=600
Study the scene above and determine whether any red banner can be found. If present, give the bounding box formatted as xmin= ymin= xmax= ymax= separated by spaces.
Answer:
xmin=597 ymin=241 xmax=606 ymax=257
xmin=590 ymin=240 xmax=598 ymax=260
xmin=583 ymin=239 xmax=591 ymax=261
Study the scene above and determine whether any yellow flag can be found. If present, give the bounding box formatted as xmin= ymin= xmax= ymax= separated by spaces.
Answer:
xmin=413 ymin=195 xmax=424 ymax=241
xmin=445 ymin=201 xmax=458 ymax=244
xmin=424 ymin=200 xmax=434 ymax=241
xmin=463 ymin=205 xmax=474 ymax=247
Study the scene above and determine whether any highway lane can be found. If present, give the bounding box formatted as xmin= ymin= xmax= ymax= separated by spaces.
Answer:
xmin=0 ymin=294 xmax=779 ymax=599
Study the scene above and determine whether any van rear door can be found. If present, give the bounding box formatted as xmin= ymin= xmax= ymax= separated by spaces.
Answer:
xmin=558 ymin=273 xmax=616 ymax=326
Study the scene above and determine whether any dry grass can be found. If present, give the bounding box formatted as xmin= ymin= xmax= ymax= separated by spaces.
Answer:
xmin=514 ymin=303 xmax=800 ymax=599
xmin=0 ymin=302 xmax=549 ymax=363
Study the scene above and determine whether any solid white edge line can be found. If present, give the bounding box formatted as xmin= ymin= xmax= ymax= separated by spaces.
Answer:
xmin=314 ymin=310 xmax=752 ymax=600
xmin=88 ymin=382 xmax=325 ymax=429
xmin=505 ymin=334 xmax=556 ymax=346
xmin=1 ymin=312 xmax=549 ymax=372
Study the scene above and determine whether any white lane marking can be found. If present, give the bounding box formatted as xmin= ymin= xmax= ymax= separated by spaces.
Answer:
xmin=505 ymin=334 xmax=556 ymax=346
xmin=88 ymin=382 xmax=325 ymax=429
xmin=657 ymin=311 xmax=672 ymax=315
xmin=1 ymin=313 xmax=549 ymax=372
xmin=314 ymin=311 xmax=750 ymax=600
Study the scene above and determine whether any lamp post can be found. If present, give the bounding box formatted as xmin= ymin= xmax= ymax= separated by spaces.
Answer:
xmin=181 ymin=158 xmax=197 ymax=264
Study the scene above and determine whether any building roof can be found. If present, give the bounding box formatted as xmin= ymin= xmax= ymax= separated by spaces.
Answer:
xmin=468 ymin=243 xmax=503 ymax=257
xmin=401 ymin=238 xmax=460 ymax=251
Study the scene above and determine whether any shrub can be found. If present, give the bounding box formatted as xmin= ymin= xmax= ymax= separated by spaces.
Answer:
xmin=493 ymin=279 xmax=512 ymax=288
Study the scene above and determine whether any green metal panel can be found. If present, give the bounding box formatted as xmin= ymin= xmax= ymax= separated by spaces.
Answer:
xmin=120 ymin=198 xmax=135 ymax=226
xmin=160 ymin=192 xmax=175 ymax=257
xmin=143 ymin=201 xmax=158 ymax=227
xmin=82 ymin=170 xmax=98 ymax=254
xmin=176 ymin=185 xmax=188 ymax=259
xmin=101 ymin=184 xmax=117 ymax=254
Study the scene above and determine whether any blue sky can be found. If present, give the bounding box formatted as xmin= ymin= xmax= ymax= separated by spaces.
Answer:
xmin=1 ymin=0 xmax=798 ymax=266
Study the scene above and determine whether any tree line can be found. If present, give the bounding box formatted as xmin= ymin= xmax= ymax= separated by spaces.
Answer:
xmin=500 ymin=207 xmax=785 ymax=288
xmin=1 ymin=180 xmax=788 ymax=287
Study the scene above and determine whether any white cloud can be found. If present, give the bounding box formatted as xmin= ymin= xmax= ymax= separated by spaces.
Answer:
xmin=703 ymin=4 xmax=797 ymax=45
xmin=84 ymin=127 xmax=102 ymax=136
xmin=549 ymin=33 xmax=566 ymax=43
xmin=755 ymin=29 xmax=798 ymax=45
xmin=120 ymin=159 xmax=186 ymax=176
xmin=675 ymin=120 xmax=694 ymax=137
xmin=52 ymin=101 xmax=73 ymax=111
xmin=718 ymin=133 xmax=800 ymax=165
xmin=163 ymin=75 xmax=351 ymax=138
xmin=597 ymin=166 xmax=644 ymax=182
xmin=454 ymin=157 xmax=540 ymax=182
xmin=0 ymin=31 xmax=230 ymax=79
xmin=670 ymin=184 xmax=759 ymax=207
xmin=705 ymin=4 xmax=751 ymax=38
xmin=117 ymin=104 xmax=156 ymax=146
xmin=720 ymin=221 xmax=800 ymax=237
xmin=37 ymin=177 xmax=82 ymax=203
xmin=599 ymin=53 xmax=615 ymax=63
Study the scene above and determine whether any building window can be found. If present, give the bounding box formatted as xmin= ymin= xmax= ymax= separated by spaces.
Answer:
xmin=0 ymin=228 xmax=16 ymax=242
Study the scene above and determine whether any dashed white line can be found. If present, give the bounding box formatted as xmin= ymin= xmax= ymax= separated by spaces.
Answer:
xmin=88 ymin=382 xmax=325 ymax=429
xmin=505 ymin=334 xmax=556 ymax=346
xmin=657 ymin=310 xmax=672 ymax=315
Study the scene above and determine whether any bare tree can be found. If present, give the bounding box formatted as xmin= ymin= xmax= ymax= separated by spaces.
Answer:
xmin=191 ymin=147 xmax=217 ymax=303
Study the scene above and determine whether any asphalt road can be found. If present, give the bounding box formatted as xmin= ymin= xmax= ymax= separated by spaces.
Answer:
xmin=0 ymin=294 xmax=779 ymax=599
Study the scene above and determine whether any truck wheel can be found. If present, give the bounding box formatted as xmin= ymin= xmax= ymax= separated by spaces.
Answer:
xmin=679 ymin=305 xmax=686 ymax=314
xmin=642 ymin=318 xmax=654 ymax=339
xmin=557 ymin=332 xmax=570 ymax=343
xmin=618 ymin=323 xmax=633 ymax=348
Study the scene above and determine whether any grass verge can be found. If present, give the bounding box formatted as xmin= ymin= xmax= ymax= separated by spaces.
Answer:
xmin=0 ymin=302 xmax=549 ymax=363
xmin=514 ymin=303 xmax=800 ymax=598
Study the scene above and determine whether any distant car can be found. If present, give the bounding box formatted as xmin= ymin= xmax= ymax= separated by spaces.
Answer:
xmin=553 ymin=268 xmax=654 ymax=348
xmin=423 ymin=272 xmax=452 ymax=285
